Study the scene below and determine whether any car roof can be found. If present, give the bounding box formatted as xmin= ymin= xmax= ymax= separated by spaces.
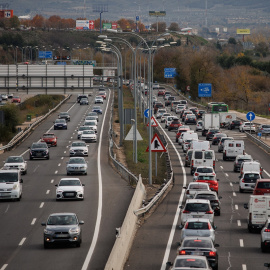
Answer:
xmin=185 ymin=198 xmax=211 ymax=203
xmin=183 ymin=218 xmax=211 ymax=223
xmin=60 ymin=178 xmax=80 ymax=181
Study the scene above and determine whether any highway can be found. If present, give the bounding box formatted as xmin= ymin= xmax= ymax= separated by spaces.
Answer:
xmin=0 ymin=90 xmax=134 ymax=270
xmin=125 ymin=90 xmax=270 ymax=270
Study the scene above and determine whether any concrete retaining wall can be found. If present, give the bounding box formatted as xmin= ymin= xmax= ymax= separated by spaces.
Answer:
xmin=105 ymin=175 xmax=146 ymax=270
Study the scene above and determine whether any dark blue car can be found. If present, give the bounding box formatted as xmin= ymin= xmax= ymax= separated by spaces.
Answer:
xmin=92 ymin=106 xmax=102 ymax=114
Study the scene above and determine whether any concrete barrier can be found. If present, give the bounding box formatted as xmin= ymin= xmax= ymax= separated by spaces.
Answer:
xmin=105 ymin=175 xmax=146 ymax=270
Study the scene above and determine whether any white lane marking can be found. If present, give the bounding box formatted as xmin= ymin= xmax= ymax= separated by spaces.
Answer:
xmin=0 ymin=264 xmax=8 ymax=270
xmin=39 ymin=202 xmax=44 ymax=208
xmin=235 ymin=205 xmax=238 ymax=210
xmin=31 ymin=218 xmax=36 ymax=225
xmin=4 ymin=205 xmax=9 ymax=213
xmin=240 ymin=239 xmax=244 ymax=247
xmin=46 ymin=190 xmax=50 ymax=194
xmin=58 ymin=163 xmax=61 ymax=166
xmin=264 ymin=169 xmax=270 ymax=177
xmin=61 ymin=157 xmax=64 ymax=160
xmin=230 ymin=182 xmax=233 ymax=186
xmin=73 ymin=133 xmax=75 ymax=135
xmin=19 ymin=238 xmax=26 ymax=246
xmin=51 ymin=179 xmax=54 ymax=183
xmin=242 ymin=264 xmax=247 ymax=270
xmin=237 ymin=220 xmax=241 ymax=226
xmin=220 ymin=166 xmax=223 ymax=169
xmin=81 ymin=89 xmax=111 ymax=270
xmin=233 ymin=192 xmax=236 ymax=196
xmin=33 ymin=165 xmax=40 ymax=173
xmin=55 ymin=171 xmax=58 ymax=174
xmin=160 ymin=124 xmax=187 ymax=270
xmin=225 ymin=173 xmax=229 ymax=177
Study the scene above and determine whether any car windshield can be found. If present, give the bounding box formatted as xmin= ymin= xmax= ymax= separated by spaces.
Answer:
xmin=84 ymin=122 xmax=96 ymax=126
xmin=185 ymin=203 xmax=210 ymax=212
xmin=32 ymin=143 xmax=47 ymax=149
xmin=71 ymin=142 xmax=86 ymax=147
xmin=60 ymin=113 xmax=68 ymax=116
xmin=55 ymin=119 xmax=65 ymax=123
xmin=6 ymin=156 xmax=24 ymax=163
xmin=244 ymin=173 xmax=260 ymax=180
xmin=83 ymin=130 xmax=95 ymax=134
xmin=175 ymin=258 xmax=207 ymax=268
xmin=182 ymin=238 xmax=212 ymax=248
xmin=238 ymin=159 xmax=252 ymax=163
xmin=186 ymin=222 xmax=210 ymax=230
xmin=197 ymin=168 xmax=213 ymax=173
xmin=43 ymin=134 xmax=55 ymax=138
xmin=195 ymin=194 xmax=217 ymax=200
xmin=59 ymin=180 xmax=81 ymax=186
xmin=93 ymin=106 xmax=101 ymax=110
xmin=79 ymin=126 xmax=90 ymax=131
xmin=197 ymin=175 xmax=216 ymax=180
xmin=81 ymin=98 xmax=88 ymax=101
xmin=85 ymin=117 xmax=96 ymax=120
xmin=189 ymin=184 xmax=208 ymax=190
xmin=0 ymin=172 xmax=18 ymax=182
xmin=88 ymin=112 xmax=98 ymax=116
xmin=262 ymin=125 xmax=270 ymax=128
xmin=68 ymin=158 xmax=85 ymax=164
xmin=47 ymin=215 xmax=77 ymax=226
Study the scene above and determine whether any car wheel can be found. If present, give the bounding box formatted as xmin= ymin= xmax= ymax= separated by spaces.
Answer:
xmin=76 ymin=241 xmax=81 ymax=248
xmin=223 ymin=155 xmax=227 ymax=161
xmin=54 ymin=128 xmax=56 ymax=130
xmin=216 ymin=210 xmax=221 ymax=216
xmin=47 ymin=156 xmax=50 ymax=160
xmin=30 ymin=156 xmax=33 ymax=160
xmin=84 ymin=172 xmax=87 ymax=175
xmin=44 ymin=241 xmax=50 ymax=249
xmin=239 ymin=187 xmax=243 ymax=193
xmin=24 ymin=170 xmax=27 ymax=175
xmin=261 ymin=242 xmax=267 ymax=252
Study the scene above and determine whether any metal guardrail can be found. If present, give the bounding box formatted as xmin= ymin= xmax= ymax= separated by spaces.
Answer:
xmin=0 ymin=95 xmax=71 ymax=152
xmin=245 ymin=131 xmax=270 ymax=153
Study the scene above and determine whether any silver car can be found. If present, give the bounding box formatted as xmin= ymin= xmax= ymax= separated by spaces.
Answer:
xmin=69 ymin=141 xmax=88 ymax=157
xmin=55 ymin=178 xmax=84 ymax=200
xmin=66 ymin=157 xmax=88 ymax=175
xmin=179 ymin=218 xmax=217 ymax=243
xmin=3 ymin=156 xmax=27 ymax=175
xmin=258 ymin=124 xmax=270 ymax=134
xmin=261 ymin=218 xmax=270 ymax=252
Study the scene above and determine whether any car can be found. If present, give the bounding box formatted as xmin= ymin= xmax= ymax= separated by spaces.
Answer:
xmin=195 ymin=175 xmax=219 ymax=194
xmin=154 ymin=102 xmax=164 ymax=114
xmin=193 ymin=166 xmax=216 ymax=181
xmin=261 ymin=218 xmax=270 ymax=252
xmin=233 ymin=154 xmax=253 ymax=172
xmin=81 ymin=130 xmax=97 ymax=143
xmin=257 ymin=124 xmax=270 ymax=134
xmin=180 ymin=199 xmax=214 ymax=225
xmin=194 ymin=191 xmax=222 ymax=216
xmin=189 ymin=107 xmax=199 ymax=115
xmin=69 ymin=141 xmax=89 ymax=157
xmin=153 ymin=83 xmax=160 ymax=89
xmin=197 ymin=110 xmax=206 ymax=119
xmin=175 ymin=104 xmax=186 ymax=114
xmin=157 ymin=89 xmax=165 ymax=96
xmin=12 ymin=96 xmax=21 ymax=103
xmin=181 ymin=110 xmax=193 ymax=122
xmin=54 ymin=119 xmax=67 ymax=130
xmin=41 ymin=213 xmax=84 ymax=248
xmin=177 ymin=236 xmax=219 ymax=270
xmin=165 ymin=96 xmax=176 ymax=106
xmin=1 ymin=94 xmax=8 ymax=100
xmin=84 ymin=117 xmax=98 ymax=126
xmin=92 ymin=106 xmax=102 ymax=114
xmin=29 ymin=142 xmax=50 ymax=160
xmin=253 ymin=179 xmax=270 ymax=195
xmin=98 ymin=91 xmax=107 ymax=99
xmin=217 ymin=137 xmax=233 ymax=153
xmin=206 ymin=129 xmax=220 ymax=141
xmin=95 ymin=96 xmax=104 ymax=104
xmin=83 ymin=121 xmax=97 ymax=133
xmin=3 ymin=156 xmax=27 ymax=175
xmin=227 ymin=120 xmax=242 ymax=130
xmin=184 ymin=182 xmax=211 ymax=199
xmin=165 ymin=116 xmax=176 ymax=128
xmin=161 ymin=113 xmax=171 ymax=123
xmin=239 ymin=122 xmax=256 ymax=132
xmin=80 ymin=97 xmax=89 ymax=105
xmin=55 ymin=178 xmax=84 ymax=200
xmin=41 ymin=133 xmax=57 ymax=147
xmin=196 ymin=120 xmax=203 ymax=131
xmin=77 ymin=94 xmax=88 ymax=103
xmin=58 ymin=112 xmax=70 ymax=121
xmin=239 ymin=171 xmax=261 ymax=193
xmin=179 ymin=218 xmax=217 ymax=243
xmin=156 ymin=108 xmax=167 ymax=119
xmin=77 ymin=126 xmax=94 ymax=139
xmin=168 ymin=118 xmax=182 ymax=131
xmin=212 ymin=133 xmax=227 ymax=145
xmin=167 ymin=255 xmax=212 ymax=270
xmin=8 ymin=93 xmax=14 ymax=99
xmin=185 ymin=114 xmax=197 ymax=124
xmin=176 ymin=127 xmax=190 ymax=143
xmin=66 ymin=157 xmax=88 ymax=175
xmin=184 ymin=149 xmax=193 ymax=167
xmin=87 ymin=112 xmax=99 ymax=121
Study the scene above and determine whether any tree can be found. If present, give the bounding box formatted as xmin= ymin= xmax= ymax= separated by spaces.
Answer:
xmin=31 ymin=15 xmax=45 ymax=28
xmin=9 ymin=16 xmax=20 ymax=29
xmin=168 ymin=22 xmax=180 ymax=31
xmin=48 ymin=15 xmax=61 ymax=29
xmin=255 ymin=41 xmax=269 ymax=57
xmin=151 ymin=22 xmax=166 ymax=32
xmin=228 ymin=37 xmax=237 ymax=45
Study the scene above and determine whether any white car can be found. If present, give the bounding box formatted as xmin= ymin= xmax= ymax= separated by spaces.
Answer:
xmin=83 ymin=121 xmax=97 ymax=133
xmin=165 ymin=116 xmax=176 ymax=128
xmin=81 ymin=130 xmax=97 ymax=143
xmin=193 ymin=166 xmax=216 ymax=181
xmin=239 ymin=171 xmax=261 ymax=193
xmin=196 ymin=120 xmax=203 ymax=131
xmin=261 ymin=218 xmax=270 ymax=252
xmin=84 ymin=117 xmax=98 ymax=126
xmin=3 ymin=156 xmax=27 ymax=175
xmin=87 ymin=112 xmax=99 ymax=122
xmin=156 ymin=108 xmax=167 ymax=119
xmin=184 ymin=182 xmax=210 ymax=199
xmin=175 ymin=104 xmax=186 ymax=114
xmin=161 ymin=113 xmax=171 ymax=123
xmin=55 ymin=178 xmax=84 ymax=200
xmin=239 ymin=122 xmax=256 ymax=132
xmin=69 ymin=141 xmax=88 ymax=157
xmin=1 ymin=94 xmax=8 ymax=100
xmin=95 ymin=96 xmax=104 ymax=104
xmin=77 ymin=126 xmax=93 ymax=139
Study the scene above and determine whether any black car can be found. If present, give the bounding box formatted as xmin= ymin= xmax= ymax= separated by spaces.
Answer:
xmin=185 ymin=114 xmax=197 ymax=124
xmin=77 ymin=94 xmax=88 ymax=103
xmin=177 ymin=236 xmax=219 ymax=270
xmin=54 ymin=119 xmax=67 ymax=130
xmin=228 ymin=120 xmax=242 ymax=130
xmin=58 ymin=112 xmax=71 ymax=121
xmin=197 ymin=110 xmax=206 ymax=119
xmin=29 ymin=142 xmax=49 ymax=160
xmin=165 ymin=96 xmax=176 ymax=106
xmin=206 ymin=129 xmax=220 ymax=141
xmin=212 ymin=133 xmax=227 ymax=145
xmin=41 ymin=213 xmax=84 ymax=248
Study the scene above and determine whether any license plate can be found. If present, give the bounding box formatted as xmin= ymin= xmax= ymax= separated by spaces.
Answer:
xmin=37 ymin=153 xmax=42 ymax=157
xmin=65 ymin=193 xmax=74 ymax=196
xmin=56 ymin=234 xmax=68 ymax=238
xmin=192 ymin=252 xmax=203 ymax=256
xmin=193 ymin=215 xmax=203 ymax=218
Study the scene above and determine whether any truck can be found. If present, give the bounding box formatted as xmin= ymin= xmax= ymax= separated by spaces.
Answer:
xmin=244 ymin=195 xmax=270 ymax=232
xmin=202 ymin=113 xmax=220 ymax=136
xmin=219 ymin=112 xmax=236 ymax=128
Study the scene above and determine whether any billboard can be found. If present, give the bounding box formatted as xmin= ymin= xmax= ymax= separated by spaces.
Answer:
xmin=103 ymin=23 xmax=112 ymax=29
xmin=149 ymin=11 xmax=166 ymax=16
xmin=237 ymin=29 xmax=250 ymax=35
xmin=0 ymin=10 xmax=13 ymax=18
xmin=112 ymin=22 xmax=117 ymax=29
xmin=76 ymin=20 xmax=93 ymax=30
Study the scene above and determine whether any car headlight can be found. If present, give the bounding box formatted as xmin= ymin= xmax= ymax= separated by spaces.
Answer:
xmin=57 ymin=190 xmax=63 ymax=193
xmin=76 ymin=189 xmax=83 ymax=193
xmin=69 ymin=227 xmax=80 ymax=234
xmin=44 ymin=229 xmax=54 ymax=235
xmin=13 ymin=184 xmax=18 ymax=190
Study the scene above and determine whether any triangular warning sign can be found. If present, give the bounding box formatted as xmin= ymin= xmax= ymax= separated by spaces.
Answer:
xmin=125 ymin=125 xmax=143 ymax=141
xmin=147 ymin=116 xmax=158 ymax=127
xmin=146 ymin=133 xmax=167 ymax=152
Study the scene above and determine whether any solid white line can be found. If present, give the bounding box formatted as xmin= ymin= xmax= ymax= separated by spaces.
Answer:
xmin=237 ymin=220 xmax=241 ymax=226
xmin=235 ymin=205 xmax=238 ymax=210
xmin=19 ymin=238 xmax=26 ymax=246
xmin=160 ymin=121 xmax=187 ymax=270
xmin=71 ymin=137 xmax=73 ymax=139
xmin=39 ymin=202 xmax=44 ymax=208
xmin=242 ymin=264 xmax=247 ymax=270
xmin=31 ymin=218 xmax=36 ymax=225
xmin=240 ymin=239 xmax=244 ymax=247
xmin=0 ymin=264 xmax=8 ymax=270
xmin=46 ymin=190 xmax=50 ymax=194
xmin=230 ymin=182 xmax=233 ymax=186
xmin=81 ymin=89 xmax=111 ymax=270
xmin=64 ymin=151 xmax=66 ymax=154
xmin=233 ymin=192 xmax=236 ymax=196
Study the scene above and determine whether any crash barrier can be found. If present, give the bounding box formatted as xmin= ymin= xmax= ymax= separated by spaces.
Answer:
xmin=104 ymin=174 xmax=146 ymax=270
xmin=0 ymin=95 xmax=71 ymax=152
xmin=245 ymin=132 xmax=270 ymax=153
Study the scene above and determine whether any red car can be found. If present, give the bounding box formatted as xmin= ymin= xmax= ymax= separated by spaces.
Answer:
xmin=41 ymin=133 xmax=57 ymax=147
xmin=158 ymin=89 xmax=165 ymax=96
xmin=196 ymin=175 xmax=219 ymax=193
xmin=176 ymin=128 xmax=189 ymax=143
xmin=12 ymin=96 xmax=21 ymax=103
xmin=98 ymin=91 xmax=106 ymax=100
xmin=253 ymin=179 xmax=270 ymax=195
xmin=168 ymin=118 xmax=182 ymax=131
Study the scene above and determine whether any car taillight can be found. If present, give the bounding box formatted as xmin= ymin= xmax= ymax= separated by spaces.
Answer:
xmin=208 ymin=223 xmax=211 ymax=229
xmin=241 ymin=179 xmax=245 ymax=183
xmin=184 ymin=222 xmax=189 ymax=228
xmin=183 ymin=210 xmax=190 ymax=213
xmin=179 ymin=250 xmax=186 ymax=255
xmin=186 ymin=190 xmax=189 ymax=194
xmin=209 ymin=251 xmax=216 ymax=256
xmin=213 ymin=160 xmax=215 ymax=168
xmin=213 ymin=137 xmax=217 ymax=140
xmin=195 ymin=173 xmax=198 ymax=176
xmin=206 ymin=211 xmax=213 ymax=214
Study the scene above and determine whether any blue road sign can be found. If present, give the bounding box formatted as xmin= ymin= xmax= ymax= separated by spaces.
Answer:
xmin=164 ymin=68 xmax=177 ymax=78
xmin=136 ymin=16 xmax=139 ymax=21
xmin=39 ymin=51 xmax=53 ymax=59
xmin=246 ymin=111 xmax=255 ymax=121
xmin=198 ymin=83 xmax=212 ymax=97
xmin=144 ymin=109 xmax=150 ymax=118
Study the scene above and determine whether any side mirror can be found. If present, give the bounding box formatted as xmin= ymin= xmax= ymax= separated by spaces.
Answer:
xmin=79 ymin=221 xmax=85 ymax=225
xmin=179 ymin=224 xmax=183 ymax=229
xmin=55 ymin=184 xmax=58 ymax=187
xmin=179 ymin=205 xmax=183 ymax=209
xmin=20 ymin=179 xmax=23 ymax=183
xmin=215 ymin=243 xmax=220 ymax=247
xmin=218 ymin=196 xmax=222 ymax=199
xmin=41 ymin=222 xmax=46 ymax=226
xmin=82 ymin=184 xmax=85 ymax=186
xmin=213 ymin=225 xmax=217 ymax=230
xmin=244 ymin=203 xmax=248 ymax=209
xmin=166 ymin=262 xmax=173 ymax=267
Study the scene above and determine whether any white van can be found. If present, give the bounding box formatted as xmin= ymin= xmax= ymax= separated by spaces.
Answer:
xmin=190 ymin=140 xmax=210 ymax=151
xmin=182 ymin=133 xmax=199 ymax=152
xmin=183 ymin=138 xmax=198 ymax=153
xmin=240 ymin=161 xmax=263 ymax=177
xmin=223 ymin=140 xmax=245 ymax=160
xmin=190 ymin=149 xmax=216 ymax=175
xmin=178 ymin=130 xmax=194 ymax=145
xmin=244 ymin=195 xmax=270 ymax=232
xmin=0 ymin=170 xmax=23 ymax=201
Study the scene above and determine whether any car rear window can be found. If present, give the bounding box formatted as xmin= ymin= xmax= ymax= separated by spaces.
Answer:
xmin=197 ymin=167 xmax=213 ymax=173
xmin=175 ymin=258 xmax=207 ymax=268
xmin=244 ymin=173 xmax=260 ymax=180
xmin=204 ymin=151 xmax=213 ymax=159
xmin=256 ymin=182 xmax=270 ymax=189
xmin=197 ymin=175 xmax=215 ymax=180
xmin=185 ymin=203 xmax=210 ymax=212
xmin=195 ymin=194 xmax=216 ymax=200
xmin=183 ymin=238 xmax=212 ymax=248
xmin=194 ymin=151 xmax=203 ymax=159
xmin=186 ymin=222 xmax=210 ymax=230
